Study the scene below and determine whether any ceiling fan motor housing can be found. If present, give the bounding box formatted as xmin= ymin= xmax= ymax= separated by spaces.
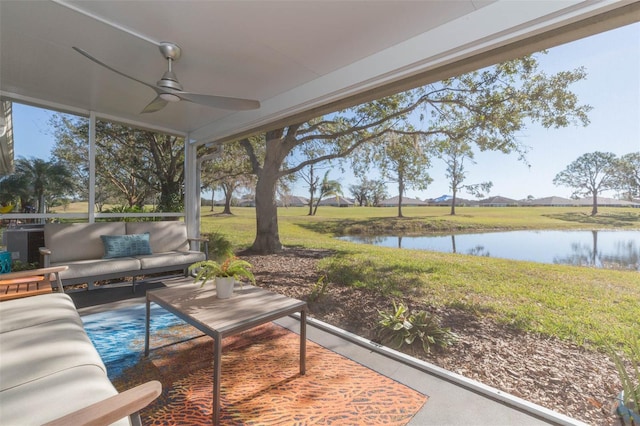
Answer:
xmin=157 ymin=42 xmax=183 ymax=91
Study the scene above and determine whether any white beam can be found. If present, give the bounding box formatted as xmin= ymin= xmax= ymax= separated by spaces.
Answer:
xmin=184 ymin=133 xmax=199 ymax=243
xmin=88 ymin=112 xmax=96 ymax=223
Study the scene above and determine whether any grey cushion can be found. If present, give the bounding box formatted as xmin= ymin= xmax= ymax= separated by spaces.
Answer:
xmin=136 ymin=250 xmax=205 ymax=270
xmin=54 ymin=258 xmax=141 ymax=280
xmin=45 ymin=222 xmax=126 ymax=263
xmin=126 ymin=221 xmax=190 ymax=252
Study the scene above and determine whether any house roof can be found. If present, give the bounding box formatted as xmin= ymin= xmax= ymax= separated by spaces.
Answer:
xmin=575 ymin=196 xmax=640 ymax=206
xmin=527 ymin=196 xmax=575 ymax=205
xmin=2 ymin=1 xmax=637 ymax=146
xmin=479 ymin=196 xmax=520 ymax=205
xmin=318 ymin=196 xmax=354 ymax=206
xmin=380 ymin=196 xmax=427 ymax=206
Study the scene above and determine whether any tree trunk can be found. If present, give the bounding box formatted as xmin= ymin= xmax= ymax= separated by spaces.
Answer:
xmin=222 ymin=189 xmax=233 ymax=215
xmin=397 ymin=176 xmax=404 ymax=218
xmin=450 ymin=187 xmax=457 ymax=216
xmin=591 ymin=192 xmax=598 ymax=216
xmin=251 ymin=169 xmax=282 ymax=253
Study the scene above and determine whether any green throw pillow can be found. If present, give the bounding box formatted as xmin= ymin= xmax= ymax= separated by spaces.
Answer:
xmin=101 ymin=233 xmax=152 ymax=258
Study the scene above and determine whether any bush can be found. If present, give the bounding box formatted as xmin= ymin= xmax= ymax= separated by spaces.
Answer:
xmin=206 ymin=231 xmax=234 ymax=261
xmin=377 ymin=302 xmax=458 ymax=354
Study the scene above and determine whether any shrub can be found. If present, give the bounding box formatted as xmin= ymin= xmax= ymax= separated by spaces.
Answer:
xmin=206 ymin=231 xmax=234 ymax=261
xmin=377 ymin=301 xmax=458 ymax=354
xmin=610 ymin=336 xmax=640 ymax=423
xmin=308 ymin=275 xmax=329 ymax=303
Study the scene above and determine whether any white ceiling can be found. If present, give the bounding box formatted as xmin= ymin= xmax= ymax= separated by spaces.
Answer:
xmin=1 ymin=1 xmax=638 ymax=145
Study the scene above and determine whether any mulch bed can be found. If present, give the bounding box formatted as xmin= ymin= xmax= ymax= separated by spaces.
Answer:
xmin=241 ymin=248 xmax=623 ymax=425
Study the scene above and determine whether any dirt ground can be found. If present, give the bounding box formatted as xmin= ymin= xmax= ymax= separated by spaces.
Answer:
xmin=241 ymin=248 xmax=624 ymax=426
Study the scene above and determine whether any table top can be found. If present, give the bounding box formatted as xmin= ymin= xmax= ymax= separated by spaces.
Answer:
xmin=147 ymin=279 xmax=306 ymax=337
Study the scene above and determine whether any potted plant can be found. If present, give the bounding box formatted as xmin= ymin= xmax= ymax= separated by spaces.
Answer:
xmin=188 ymin=256 xmax=255 ymax=299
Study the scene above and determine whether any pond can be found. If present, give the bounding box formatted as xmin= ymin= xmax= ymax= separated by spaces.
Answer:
xmin=338 ymin=230 xmax=640 ymax=270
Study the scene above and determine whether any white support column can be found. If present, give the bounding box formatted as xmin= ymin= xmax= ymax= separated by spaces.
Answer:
xmin=196 ymin=148 xmax=220 ymax=238
xmin=184 ymin=135 xmax=200 ymax=244
xmin=88 ymin=112 xmax=96 ymax=223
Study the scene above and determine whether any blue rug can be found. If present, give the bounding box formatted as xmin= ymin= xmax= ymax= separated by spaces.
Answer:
xmin=82 ymin=304 xmax=427 ymax=425
xmin=82 ymin=304 xmax=202 ymax=379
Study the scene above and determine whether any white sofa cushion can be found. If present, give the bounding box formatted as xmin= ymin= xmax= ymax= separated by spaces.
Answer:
xmin=45 ymin=222 xmax=126 ymax=263
xmin=0 ymin=292 xmax=80 ymax=333
xmin=126 ymin=221 xmax=190 ymax=252
xmin=0 ymin=365 xmax=128 ymax=426
xmin=0 ymin=318 xmax=106 ymax=391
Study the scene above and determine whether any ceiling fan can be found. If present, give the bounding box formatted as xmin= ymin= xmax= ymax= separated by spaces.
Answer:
xmin=73 ymin=42 xmax=260 ymax=114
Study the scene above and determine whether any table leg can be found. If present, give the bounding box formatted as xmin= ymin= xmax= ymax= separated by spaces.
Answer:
xmin=144 ymin=298 xmax=150 ymax=356
xmin=300 ymin=308 xmax=306 ymax=375
xmin=213 ymin=332 xmax=222 ymax=425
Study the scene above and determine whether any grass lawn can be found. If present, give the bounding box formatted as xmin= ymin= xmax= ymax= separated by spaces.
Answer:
xmin=201 ymin=205 xmax=640 ymax=356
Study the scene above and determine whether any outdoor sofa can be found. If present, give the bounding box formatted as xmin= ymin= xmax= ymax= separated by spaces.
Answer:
xmin=0 ymin=292 xmax=160 ymax=425
xmin=40 ymin=221 xmax=208 ymax=291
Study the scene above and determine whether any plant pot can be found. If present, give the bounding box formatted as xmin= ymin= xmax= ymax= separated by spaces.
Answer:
xmin=215 ymin=277 xmax=235 ymax=299
xmin=617 ymin=391 xmax=640 ymax=425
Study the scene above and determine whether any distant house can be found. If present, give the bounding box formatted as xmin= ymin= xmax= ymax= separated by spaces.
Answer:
xmin=279 ymin=195 xmax=309 ymax=207
xmin=526 ymin=196 xmax=575 ymax=206
xmin=428 ymin=195 xmax=478 ymax=206
xmin=318 ymin=196 xmax=355 ymax=207
xmin=576 ymin=197 xmax=640 ymax=207
xmin=432 ymin=194 xmax=452 ymax=203
xmin=379 ymin=196 xmax=427 ymax=207
xmin=236 ymin=198 xmax=255 ymax=207
xmin=478 ymin=196 xmax=520 ymax=207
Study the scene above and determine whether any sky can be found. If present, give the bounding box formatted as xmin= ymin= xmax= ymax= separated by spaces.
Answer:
xmin=10 ymin=22 xmax=640 ymax=202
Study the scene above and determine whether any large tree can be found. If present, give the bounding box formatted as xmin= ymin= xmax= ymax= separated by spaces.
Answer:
xmin=614 ymin=152 xmax=640 ymax=201
xmin=201 ymin=141 xmax=255 ymax=215
xmin=51 ymin=117 xmax=185 ymax=211
xmin=240 ymin=53 xmax=590 ymax=254
xmin=349 ymin=177 xmax=388 ymax=207
xmin=356 ymin=130 xmax=432 ymax=217
xmin=553 ymin=151 xmax=619 ymax=215
xmin=435 ymin=133 xmax=493 ymax=215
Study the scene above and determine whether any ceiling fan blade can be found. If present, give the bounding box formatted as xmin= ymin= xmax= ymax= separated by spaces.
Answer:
xmin=176 ymin=92 xmax=260 ymax=111
xmin=141 ymin=96 xmax=168 ymax=114
xmin=73 ymin=47 xmax=159 ymax=92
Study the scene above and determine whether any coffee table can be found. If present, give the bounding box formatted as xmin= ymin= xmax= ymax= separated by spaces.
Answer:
xmin=144 ymin=280 xmax=307 ymax=425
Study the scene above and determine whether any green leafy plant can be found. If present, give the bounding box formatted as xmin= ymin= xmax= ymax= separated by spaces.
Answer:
xmin=610 ymin=336 xmax=640 ymax=423
xmin=308 ymin=275 xmax=329 ymax=303
xmin=188 ymin=256 xmax=256 ymax=287
xmin=10 ymin=260 xmax=38 ymax=272
xmin=377 ymin=301 xmax=457 ymax=354
xmin=206 ymin=231 xmax=234 ymax=261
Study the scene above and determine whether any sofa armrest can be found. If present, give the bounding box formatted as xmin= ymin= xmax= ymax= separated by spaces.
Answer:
xmin=39 ymin=247 xmax=52 ymax=267
xmin=0 ymin=266 xmax=67 ymax=293
xmin=42 ymin=380 xmax=161 ymax=426
xmin=188 ymin=237 xmax=209 ymax=260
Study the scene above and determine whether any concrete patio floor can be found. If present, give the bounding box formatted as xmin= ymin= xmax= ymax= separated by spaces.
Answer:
xmin=71 ymin=276 xmax=587 ymax=426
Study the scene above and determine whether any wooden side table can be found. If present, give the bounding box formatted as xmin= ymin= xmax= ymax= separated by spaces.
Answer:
xmin=0 ymin=266 xmax=68 ymax=302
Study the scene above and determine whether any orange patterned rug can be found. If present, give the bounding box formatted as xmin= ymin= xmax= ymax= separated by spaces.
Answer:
xmin=84 ymin=305 xmax=427 ymax=425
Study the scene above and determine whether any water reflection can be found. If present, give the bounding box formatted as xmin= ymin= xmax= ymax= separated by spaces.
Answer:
xmin=339 ymin=230 xmax=640 ymax=270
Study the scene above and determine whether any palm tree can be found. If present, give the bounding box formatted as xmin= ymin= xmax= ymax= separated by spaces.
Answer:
xmin=311 ymin=171 xmax=342 ymax=216
xmin=9 ymin=157 xmax=74 ymax=213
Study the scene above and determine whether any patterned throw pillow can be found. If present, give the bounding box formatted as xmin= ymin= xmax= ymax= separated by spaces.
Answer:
xmin=101 ymin=233 xmax=152 ymax=259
